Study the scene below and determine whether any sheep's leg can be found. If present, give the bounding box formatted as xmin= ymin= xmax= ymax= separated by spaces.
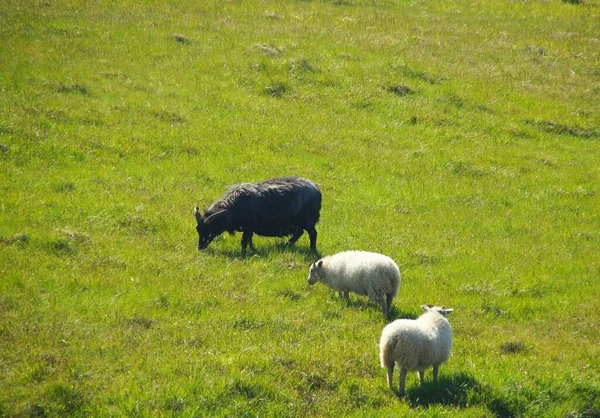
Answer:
xmin=287 ymin=229 xmax=303 ymax=246
xmin=241 ymin=232 xmax=254 ymax=255
xmin=386 ymin=365 xmax=394 ymax=391
xmin=399 ymin=368 xmax=408 ymax=396
xmin=418 ymin=370 xmax=425 ymax=384
xmin=386 ymin=293 xmax=394 ymax=314
xmin=307 ymin=227 xmax=318 ymax=254
xmin=375 ymin=292 xmax=388 ymax=319
xmin=433 ymin=365 xmax=440 ymax=382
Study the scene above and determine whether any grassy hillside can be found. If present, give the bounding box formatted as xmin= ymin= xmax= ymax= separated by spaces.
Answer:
xmin=1 ymin=0 xmax=599 ymax=416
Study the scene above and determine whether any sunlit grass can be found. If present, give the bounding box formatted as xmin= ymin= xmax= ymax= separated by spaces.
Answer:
xmin=1 ymin=0 xmax=599 ymax=416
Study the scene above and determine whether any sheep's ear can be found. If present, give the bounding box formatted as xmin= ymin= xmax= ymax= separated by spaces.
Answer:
xmin=444 ymin=308 xmax=454 ymax=315
xmin=316 ymin=259 xmax=323 ymax=269
xmin=194 ymin=206 xmax=202 ymax=222
xmin=421 ymin=305 xmax=431 ymax=312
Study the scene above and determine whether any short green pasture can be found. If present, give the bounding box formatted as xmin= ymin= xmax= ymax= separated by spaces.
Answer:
xmin=1 ymin=0 xmax=599 ymax=416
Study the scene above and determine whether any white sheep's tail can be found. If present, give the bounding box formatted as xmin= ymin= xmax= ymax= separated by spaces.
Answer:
xmin=390 ymin=273 xmax=400 ymax=299
xmin=386 ymin=264 xmax=401 ymax=300
xmin=379 ymin=332 xmax=396 ymax=368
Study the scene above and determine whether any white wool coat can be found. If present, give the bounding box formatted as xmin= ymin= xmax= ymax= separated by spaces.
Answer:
xmin=379 ymin=310 xmax=452 ymax=371
xmin=312 ymin=251 xmax=400 ymax=299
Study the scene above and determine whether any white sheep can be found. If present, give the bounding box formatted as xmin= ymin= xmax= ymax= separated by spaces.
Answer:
xmin=307 ymin=250 xmax=401 ymax=319
xmin=379 ymin=305 xmax=453 ymax=396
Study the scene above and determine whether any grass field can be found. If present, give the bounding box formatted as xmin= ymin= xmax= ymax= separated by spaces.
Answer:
xmin=1 ymin=0 xmax=599 ymax=416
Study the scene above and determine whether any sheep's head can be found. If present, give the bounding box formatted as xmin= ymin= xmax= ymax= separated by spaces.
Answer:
xmin=307 ymin=259 xmax=325 ymax=285
xmin=194 ymin=206 xmax=227 ymax=250
xmin=421 ymin=305 xmax=454 ymax=316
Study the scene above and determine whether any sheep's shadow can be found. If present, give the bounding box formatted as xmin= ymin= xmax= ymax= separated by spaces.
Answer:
xmin=388 ymin=305 xmax=418 ymax=320
xmin=337 ymin=297 xmax=417 ymax=322
xmin=403 ymin=372 xmax=515 ymax=417
xmin=200 ymin=239 xmax=320 ymax=262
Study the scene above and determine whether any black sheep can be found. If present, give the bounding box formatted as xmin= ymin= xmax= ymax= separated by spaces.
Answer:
xmin=194 ymin=177 xmax=321 ymax=255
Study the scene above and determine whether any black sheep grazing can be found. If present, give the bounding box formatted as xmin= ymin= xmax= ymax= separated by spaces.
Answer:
xmin=194 ymin=177 xmax=321 ymax=255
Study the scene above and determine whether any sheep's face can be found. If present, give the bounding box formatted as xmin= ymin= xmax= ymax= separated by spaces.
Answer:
xmin=307 ymin=259 xmax=324 ymax=285
xmin=195 ymin=220 xmax=216 ymax=250
xmin=194 ymin=207 xmax=225 ymax=250
xmin=421 ymin=305 xmax=454 ymax=316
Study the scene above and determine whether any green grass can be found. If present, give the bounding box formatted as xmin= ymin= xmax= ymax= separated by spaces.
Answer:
xmin=1 ymin=0 xmax=599 ymax=416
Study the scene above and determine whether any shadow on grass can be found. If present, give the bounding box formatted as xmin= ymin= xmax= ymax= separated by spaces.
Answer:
xmin=405 ymin=372 xmax=520 ymax=417
xmin=388 ymin=304 xmax=418 ymax=320
xmin=336 ymin=298 xmax=417 ymax=322
xmin=202 ymin=240 xmax=320 ymax=262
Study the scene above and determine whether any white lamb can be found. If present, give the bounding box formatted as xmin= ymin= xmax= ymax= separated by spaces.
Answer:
xmin=307 ymin=250 xmax=401 ymax=319
xmin=379 ymin=305 xmax=454 ymax=396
